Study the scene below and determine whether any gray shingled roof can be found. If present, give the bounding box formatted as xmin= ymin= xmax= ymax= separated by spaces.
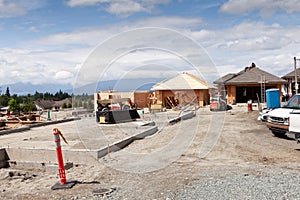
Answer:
xmin=34 ymin=98 xmax=72 ymax=110
xmin=282 ymin=68 xmax=300 ymax=79
xmin=34 ymin=100 xmax=55 ymax=110
xmin=214 ymin=67 xmax=287 ymax=85
xmin=214 ymin=73 xmax=236 ymax=84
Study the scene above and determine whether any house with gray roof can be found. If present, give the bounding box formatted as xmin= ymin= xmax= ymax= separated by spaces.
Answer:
xmin=34 ymin=98 xmax=72 ymax=111
xmin=214 ymin=63 xmax=287 ymax=104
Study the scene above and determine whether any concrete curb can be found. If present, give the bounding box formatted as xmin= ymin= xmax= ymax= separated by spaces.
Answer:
xmin=96 ymin=125 xmax=158 ymax=159
xmin=0 ymin=148 xmax=8 ymax=168
xmin=0 ymin=126 xmax=31 ymax=136
xmin=168 ymin=111 xmax=196 ymax=125
xmin=0 ymin=117 xmax=81 ymax=136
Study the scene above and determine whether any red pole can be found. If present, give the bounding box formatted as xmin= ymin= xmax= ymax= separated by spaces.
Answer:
xmin=53 ymin=128 xmax=66 ymax=185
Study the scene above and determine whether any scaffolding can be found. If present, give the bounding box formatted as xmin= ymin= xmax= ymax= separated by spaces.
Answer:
xmin=260 ymin=75 xmax=266 ymax=103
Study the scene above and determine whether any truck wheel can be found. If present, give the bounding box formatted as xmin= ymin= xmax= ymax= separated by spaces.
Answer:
xmin=271 ymin=130 xmax=286 ymax=138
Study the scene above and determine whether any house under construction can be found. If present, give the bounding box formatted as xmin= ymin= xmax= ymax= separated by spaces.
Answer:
xmin=151 ymin=72 xmax=215 ymax=109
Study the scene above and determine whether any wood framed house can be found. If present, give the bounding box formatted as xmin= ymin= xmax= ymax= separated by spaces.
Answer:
xmin=151 ymin=72 xmax=215 ymax=108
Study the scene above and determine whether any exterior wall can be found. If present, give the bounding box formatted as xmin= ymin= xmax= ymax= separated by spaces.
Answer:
xmin=226 ymin=85 xmax=236 ymax=104
xmin=133 ymin=91 xmax=152 ymax=109
xmin=94 ymin=93 xmax=99 ymax=111
xmin=224 ymin=84 xmax=283 ymax=104
xmin=94 ymin=91 xmax=154 ymax=110
xmin=154 ymin=90 xmax=163 ymax=105
xmin=274 ymin=84 xmax=283 ymax=101
xmin=155 ymin=89 xmax=210 ymax=107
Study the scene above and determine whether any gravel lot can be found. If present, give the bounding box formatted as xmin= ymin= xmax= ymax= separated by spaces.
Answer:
xmin=1 ymin=106 xmax=300 ymax=199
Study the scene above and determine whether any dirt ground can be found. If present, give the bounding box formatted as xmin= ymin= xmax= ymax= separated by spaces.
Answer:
xmin=1 ymin=107 xmax=300 ymax=199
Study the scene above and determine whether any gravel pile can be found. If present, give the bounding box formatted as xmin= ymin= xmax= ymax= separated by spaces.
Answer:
xmin=64 ymin=166 xmax=300 ymax=200
xmin=167 ymin=168 xmax=300 ymax=200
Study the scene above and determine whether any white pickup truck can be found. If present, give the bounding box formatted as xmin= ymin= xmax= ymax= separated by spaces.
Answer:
xmin=289 ymin=110 xmax=300 ymax=142
xmin=266 ymin=94 xmax=300 ymax=137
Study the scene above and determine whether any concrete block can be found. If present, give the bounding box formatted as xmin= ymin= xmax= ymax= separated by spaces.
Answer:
xmin=169 ymin=111 xmax=195 ymax=125
xmin=0 ymin=148 xmax=8 ymax=161
xmin=0 ymin=126 xmax=30 ymax=136
xmin=0 ymin=148 xmax=8 ymax=168
xmin=169 ymin=117 xmax=181 ymax=124
xmin=0 ymin=161 xmax=8 ymax=168
xmin=96 ymin=126 xmax=158 ymax=159
xmin=133 ymin=126 xmax=158 ymax=139
xmin=180 ymin=111 xmax=195 ymax=120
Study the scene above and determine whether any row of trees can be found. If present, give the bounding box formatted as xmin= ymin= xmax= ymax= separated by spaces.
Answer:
xmin=0 ymin=87 xmax=71 ymax=107
xmin=7 ymin=99 xmax=37 ymax=112
xmin=0 ymin=87 xmax=94 ymax=112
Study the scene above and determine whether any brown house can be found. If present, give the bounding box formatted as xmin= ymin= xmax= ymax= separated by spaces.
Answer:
xmin=151 ymin=72 xmax=215 ymax=108
xmin=214 ymin=63 xmax=287 ymax=104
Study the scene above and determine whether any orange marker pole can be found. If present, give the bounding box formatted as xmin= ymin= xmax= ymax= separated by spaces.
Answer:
xmin=53 ymin=128 xmax=66 ymax=185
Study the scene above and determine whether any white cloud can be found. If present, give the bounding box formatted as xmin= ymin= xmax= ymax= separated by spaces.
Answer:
xmin=4 ymin=16 xmax=300 ymax=87
xmin=0 ymin=48 xmax=79 ymax=85
xmin=184 ymin=21 xmax=300 ymax=78
xmin=134 ymin=16 xmax=202 ymax=29
xmin=32 ymin=16 xmax=202 ymax=48
xmin=0 ymin=0 xmax=25 ymax=18
xmin=66 ymin=0 xmax=170 ymax=16
xmin=220 ymin=0 xmax=300 ymax=17
xmin=55 ymin=71 xmax=74 ymax=81
xmin=6 ymin=16 xmax=202 ymax=86
xmin=196 ymin=22 xmax=294 ymax=52
xmin=0 ymin=0 xmax=46 ymax=18
xmin=105 ymin=1 xmax=145 ymax=16
xmin=66 ymin=0 xmax=108 ymax=7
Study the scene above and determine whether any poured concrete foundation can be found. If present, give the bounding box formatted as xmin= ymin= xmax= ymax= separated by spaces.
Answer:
xmin=0 ymin=117 xmax=158 ymax=167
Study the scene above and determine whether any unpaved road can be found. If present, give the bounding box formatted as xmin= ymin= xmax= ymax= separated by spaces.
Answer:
xmin=1 ymin=107 xmax=300 ymax=199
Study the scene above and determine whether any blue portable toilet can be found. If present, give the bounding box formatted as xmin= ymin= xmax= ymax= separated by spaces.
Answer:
xmin=266 ymin=89 xmax=280 ymax=109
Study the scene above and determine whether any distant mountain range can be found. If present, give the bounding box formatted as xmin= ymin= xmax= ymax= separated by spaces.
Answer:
xmin=72 ymin=78 xmax=164 ymax=94
xmin=1 ymin=78 xmax=164 ymax=95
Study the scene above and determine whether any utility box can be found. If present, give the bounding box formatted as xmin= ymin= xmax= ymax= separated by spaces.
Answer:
xmin=266 ymin=89 xmax=280 ymax=109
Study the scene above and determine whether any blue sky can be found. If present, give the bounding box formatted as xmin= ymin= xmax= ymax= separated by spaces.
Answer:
xmin=1 ymin=0 xmax=300 ymax=89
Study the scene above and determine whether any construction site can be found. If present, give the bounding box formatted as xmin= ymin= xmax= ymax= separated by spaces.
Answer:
xmin=1 ymin=71 xmax=300 ymax=199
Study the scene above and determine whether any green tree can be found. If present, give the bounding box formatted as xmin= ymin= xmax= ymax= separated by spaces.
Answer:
xmin=83 ymin=101 xmax=87 ymax=109
xmin=67 ymin=103 xmax=72 ymax=108
xmin=5 ymin=87 xmax=10 ymax=97
xmin=78 ymin=100 xmax=83 ymax=107
xmin=8 ymin=99 xmax=20 ymax=112
xmin=21 ymin=103 xmax=37 ymax=112
xmin=87 ymin=98 xmax=92 ymax=109
xmin=61 ymin=102 xmax=67 ymax=109
xmin=0 ymin=95 xmax=9 ymax=106
xmin=73 ymin=101 xmax=78 ymax=108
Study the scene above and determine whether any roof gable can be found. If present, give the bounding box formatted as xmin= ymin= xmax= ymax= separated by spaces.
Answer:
xmin=152 ymin=72 xmax=215 ymax=90
xmin=282 ymin=68 xmax=300 ymax=79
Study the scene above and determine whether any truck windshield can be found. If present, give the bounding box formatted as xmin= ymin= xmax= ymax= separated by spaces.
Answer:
xmin=283 ymin=95 xmax=300 ymax=109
